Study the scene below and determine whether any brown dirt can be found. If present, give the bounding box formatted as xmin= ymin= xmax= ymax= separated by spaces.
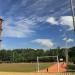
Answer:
xmin=40 ymin=62 xmax=67 ymax=73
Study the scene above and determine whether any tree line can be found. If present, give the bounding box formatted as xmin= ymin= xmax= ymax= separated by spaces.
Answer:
xmin=0 ymin=47 xmax=74 ymax=63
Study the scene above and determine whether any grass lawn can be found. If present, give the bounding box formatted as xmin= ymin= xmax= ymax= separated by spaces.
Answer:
xmin=67 ymin=64 xmax=75 ymax=72
xmin=0 ymin=63 xmax=51 ymax=72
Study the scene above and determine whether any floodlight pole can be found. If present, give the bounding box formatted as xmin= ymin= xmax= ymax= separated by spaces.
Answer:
xmin=70 ymin=0 xmax=75 ymax=32
xmin=64 ymin=0 xmax=75 ymax=64
xmin=63 ymin=32 xmax=69 ymax=64
xmin=57 ymin=56 xmax=59 ymax=72
xmin=37 ymin=56 xmax=39 ymax=72
xmin=65 ymin=38 xmax=68 ymax=64
xmin=13 ymin=51 xmax=14 ymax=62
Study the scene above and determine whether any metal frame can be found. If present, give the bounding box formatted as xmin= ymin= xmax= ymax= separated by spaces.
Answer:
xmin=37 ymin=56 xmax=59 ymax=72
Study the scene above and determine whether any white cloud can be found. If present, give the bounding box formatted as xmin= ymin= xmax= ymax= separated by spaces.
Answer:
xmin=32 ymin=39 xmax=54 ymax=48
xmin=3 ymin=17 xmax=36 ymax=38
xmin=47 ymin=17 xmax=58 ymax=25
xmin=63 ymin=37 xmax=67 ymax=41
xmin=2 ymin=15 xmax=48 ymax=38
xmin=63 ymin=38 xmax=74 ymax=43
xmin=47 ymin=16 xmax=75 ymax=31
xmin=67 ymin=38 xmax=74 ymax=43
xmin=59 ymin=16 xmax=73 ymax=30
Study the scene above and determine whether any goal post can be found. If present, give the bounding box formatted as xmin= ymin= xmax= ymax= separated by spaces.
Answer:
xmin=37 ymin=56 xmax=59 ymax=72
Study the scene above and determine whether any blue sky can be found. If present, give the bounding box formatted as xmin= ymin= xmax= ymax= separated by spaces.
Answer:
xmin=0 ymin=0 xmax=75 ymax=49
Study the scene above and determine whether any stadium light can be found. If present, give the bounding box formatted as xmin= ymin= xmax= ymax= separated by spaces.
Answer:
xmin=70 ymin=0 xmax=75 ymax=32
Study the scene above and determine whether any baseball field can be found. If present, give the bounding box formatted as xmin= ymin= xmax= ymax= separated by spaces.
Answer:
xmin=0 ymin=63 xmax=74 ymax=75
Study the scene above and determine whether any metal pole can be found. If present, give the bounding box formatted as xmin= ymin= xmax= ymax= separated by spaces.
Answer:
xmin=37 ymin=56 xmax=39 ymax=72
xmin=13 ymin=51 xmax=14 ymax=62
xmin=57 ymin=56 xmax=59 ymax=72
xmin=70 ymin=0 xmax=75 ymax=32
xmin=65 ymin=39 xmax=68 ymax=64
xmin=64 ymin=32 xmax=68 ymax=64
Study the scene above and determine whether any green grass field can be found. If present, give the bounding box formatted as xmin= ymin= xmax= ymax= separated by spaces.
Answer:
xmin=0 ymin=63 xmax=51 ymax=72
xmin=67 ymin=64 xmax=75 ymax=72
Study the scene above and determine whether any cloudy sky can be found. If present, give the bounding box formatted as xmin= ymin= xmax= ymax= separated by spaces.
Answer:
xmin=0 ymin=0 xmax=75 ymax=49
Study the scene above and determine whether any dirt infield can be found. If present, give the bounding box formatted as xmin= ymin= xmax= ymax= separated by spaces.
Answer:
xmin=40 ymin=62 xmax=67 ymax=72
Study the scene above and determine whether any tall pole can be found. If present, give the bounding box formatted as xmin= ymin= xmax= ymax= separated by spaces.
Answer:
xmin=65 ymin=38 xmax=68 ymax=64
xmin=37 ymin=56 xmax=39 ymax=72
xmin=70 ymin=0 xmax=75 ymax=32
xmin=13 ymin=51 xmax=14 ymax=62
xmin=64 ymin=0 xmax=75 ymax=64
xmin=64 ymin=32 xmax=68 ymax=64
xmin=0 ymin=18 xmax=3 ymax=49
xmin=57 ymin=56 xmax=59 ymax=72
